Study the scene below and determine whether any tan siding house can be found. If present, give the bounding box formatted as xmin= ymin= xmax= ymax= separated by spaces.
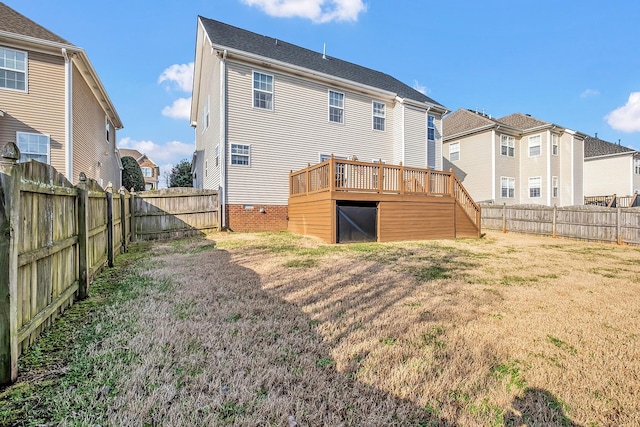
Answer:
xmin=443 ymin=109 xmax=586 ymax=206
xmin=119 ymin=149 xmax=161 ymax=190
xmin=191 ymin=17 xmax=447 ymax=231
xmin=584 ymin=136 xmax=639 ymax=201
xmin=0 ymin=3 xmax=123 ymax=187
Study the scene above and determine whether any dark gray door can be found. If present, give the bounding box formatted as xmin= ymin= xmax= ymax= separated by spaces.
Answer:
xmin=336 ymin=202 xmax=377 ymax=243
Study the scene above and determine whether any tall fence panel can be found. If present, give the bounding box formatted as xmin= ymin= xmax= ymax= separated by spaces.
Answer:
xmin=132 ymin=188 xmax=220 ymax=241
xmin=481 ymin=203 xmax=640 ymax=245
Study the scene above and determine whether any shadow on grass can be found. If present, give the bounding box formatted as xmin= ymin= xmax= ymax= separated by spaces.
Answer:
xmin=505 ymin=387 xmax=582 ymax=427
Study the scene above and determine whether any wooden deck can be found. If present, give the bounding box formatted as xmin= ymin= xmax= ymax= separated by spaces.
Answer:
xmin=288 ymin=157 xmax=481 ymax=243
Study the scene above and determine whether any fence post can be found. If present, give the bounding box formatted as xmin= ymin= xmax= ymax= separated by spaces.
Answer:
xmin=119 ymin=187 xmax=127 ymax=252
xmin=552 ymin=205 xmax=557 ymax=238
xmin=502 ymin=203 xmax=507 ymax=233
xmin=0 ymin=142 xmax=21 ymax=384
xmin=129 ymin=189 xmax=136 ymax=242
xmin=105 ymin=183 xmax=114 ymax=267
xmin=617 ymin=206 xmax=622 ymax=245
xmin=77 ymin=173 xmax=90 ymax=300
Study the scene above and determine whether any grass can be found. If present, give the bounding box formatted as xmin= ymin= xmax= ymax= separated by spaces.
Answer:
xmin=2 ymin=231 xmax=639 ymax=426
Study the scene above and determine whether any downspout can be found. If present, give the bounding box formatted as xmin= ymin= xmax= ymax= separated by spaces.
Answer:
xmin=401 ymin=103 xmax=405 ymax=165
xmin=491 ymin=129 xmax=496 ymax=201
xmin=546 ymin=130 xmax=551 ymax=205
xmin=425 ymin=106 xmax=431 ymax=169
xmin=62 ymin=48 xmax=73 ymax=180
xmin=570 ymin=135 xmax=574 ymax=205
xmin=219 ymin=49 xmax=228 ymax=229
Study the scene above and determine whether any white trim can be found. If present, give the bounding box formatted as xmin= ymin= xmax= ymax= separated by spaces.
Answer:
xmin=546 ymin=130 xmax=551 ymax=205
xmin=571 ymin=134 xmax=575 ymax=205
xmin=16 ymin=131 xmax=50 ymax=164
xmin=219 ymin=50 xmax=227 ymax=228
xmin=449 ymin=141 xmax=460 ymax=162
xmin=500 ymin=176 xmax=515 ymax=199
xmin=372 ymin=100 xmax=385 ymax=131
xmin=491 ymin=130 xmax=496 ymax=201
xmin=528 ymin=176 xmax=542 ymax=199
xmin=328 ymin=89 xmax=345 ymax=124
xmin=62 ymin=48 xmax=73 ymax=180
xmin=0 ymin=46 xmax=28 ymax=93
xmin=401 ymin=104 xmax=406 ymax=164
xmin=230 ymin=143 xmax=251 ymax=166
xmin=528 ymin=134 xmax=542 ymax=157
xmin=252 ymin=70 xmax=274 ymax=111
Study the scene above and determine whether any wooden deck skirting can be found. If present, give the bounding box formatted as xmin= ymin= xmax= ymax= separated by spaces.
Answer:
xmin=289 ymin=156 xmax=481 ymax=243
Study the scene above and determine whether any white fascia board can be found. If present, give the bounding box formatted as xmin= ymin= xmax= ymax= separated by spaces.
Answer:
xmin=585 ymin=151 xmax=638 ymax=161
xmin=190 ymin=19 xmax=213 ymax=123
xmin=443 ymin=124 xmax=498 ymax=142
xmin=217 ymin=45 xmax=399 ymax=101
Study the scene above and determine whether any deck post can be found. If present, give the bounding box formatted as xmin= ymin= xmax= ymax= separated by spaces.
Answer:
xmin=306 ymin=163 xmax=310 ymax=195
xmin=398 ymin=161 xmax=404 ymax=195
xmin=378 ymin=160 xmax=383 ymax=193
xmin=426 ymin=166 xmax=431 ymax=195
xmin=329 ymin=155 xmax=335 ymax=192
xmin=449 ymin=169 xmax=454 ymax=197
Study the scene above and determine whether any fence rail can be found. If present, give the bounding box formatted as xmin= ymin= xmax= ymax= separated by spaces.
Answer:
xmin=1 ymin=143 xmax=220 ymax=384
xmin=481 ymin=203 xmax=640 ymax=245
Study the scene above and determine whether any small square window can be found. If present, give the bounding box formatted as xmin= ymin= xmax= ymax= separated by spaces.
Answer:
xmin=231 ymin=143 xmax=250 ymax=166
xmin=17 ymin=132 xmax=49 ymax=163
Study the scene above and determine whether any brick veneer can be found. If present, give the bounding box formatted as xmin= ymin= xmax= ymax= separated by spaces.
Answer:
xmin=226 ymin=204 xmax=288 ymax=232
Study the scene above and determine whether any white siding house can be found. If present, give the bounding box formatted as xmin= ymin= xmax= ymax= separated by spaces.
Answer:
xmin=191 ymin=17 xmax=448 ymax=231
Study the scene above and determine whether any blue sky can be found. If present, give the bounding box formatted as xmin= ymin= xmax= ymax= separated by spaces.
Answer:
xmin=6 ymin=0 xmax=640 ymax=184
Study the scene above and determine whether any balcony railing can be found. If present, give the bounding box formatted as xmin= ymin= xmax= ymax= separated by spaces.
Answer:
xmin=290 ymin=156 xmax=481 ymax=228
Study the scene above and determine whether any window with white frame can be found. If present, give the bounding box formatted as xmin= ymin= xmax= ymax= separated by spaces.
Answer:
xmin=202 ymin=96 xmax=210 ymax=132
xmin=17 ymin=132 xmax=49 ymax=163
xmin=214 ymin=144 xmax=219 ymax=167
xmin=501 ymin=135 xmax=515 ymax=157
xmin=449 ymin=141 xmax=460 ymax=161
xmin=552 ymin=134 xmax=559 ymax=156
xmin=528 ymin=135 xmax=541 ymax=156
xmin=0 ymin=47 xmax=27 ymax=91
xmin=231 ymin=143 xmax=250 ymax=166
xmin=635 ymin=158 xmax=640 ymax=174
xmin=552 ymin=176 xmax=559 ymax=198
xmin=328 ymin=90 xmax=344 ymax=123
xmin=529 ymin=176 xmax=542 ymax=198
xmin=141 ymin=166 xmax=152 ymax=177
xmin=501 ymin=176 xmax=515 ymax=198
xmin=372 ymin=101 xmax=385 ymax=131
xmin=253 ymin=71 xmax=273 ymax=110
xmin=428 ymin=115 xmax=435 ymax=141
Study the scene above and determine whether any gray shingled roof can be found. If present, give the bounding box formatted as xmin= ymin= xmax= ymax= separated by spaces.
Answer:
xmin=200 ymin=17 xmax=444 ymax=108
xmin=495 ymin=113 xmax=549 ymax=130
xmin=0 ymin=2 xmax=70 ymax=45
xmin=443 ymin=109 xmax=499 ymax=137
xmin=584 ymin=136 xmax=636 ymax=158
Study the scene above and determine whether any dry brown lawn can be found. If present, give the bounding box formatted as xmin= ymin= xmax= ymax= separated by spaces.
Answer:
xmin=106 ymin=231 xmax=640 ymax=426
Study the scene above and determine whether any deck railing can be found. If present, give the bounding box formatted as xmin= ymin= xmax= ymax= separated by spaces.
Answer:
xmin=585 ymin=194 xmax=639 ymax=208
xmin=290 ymin=157 xmax=480 ymax=228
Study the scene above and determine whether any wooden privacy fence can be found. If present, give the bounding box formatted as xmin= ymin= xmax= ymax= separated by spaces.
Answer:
xmin=132 ymin=188 xmax=220 ymax=241
xmin=0 ymin=143 xmax=219 ymax=384
xmin=481 ymin=203 xmax=640 ymax=245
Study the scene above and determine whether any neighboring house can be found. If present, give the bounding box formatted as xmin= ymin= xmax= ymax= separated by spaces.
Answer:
xmin=584 ymin=135 xmax=640 ymax=198
xmin=191 ymin=17 xmax=448 ymax=231
xmin=443 ymin=109 xmax=586 ymax=206
xmin=0 ymin=2 xmax=123 ymax=187
xmin=119 ymin=148 xmax=161 ymax=190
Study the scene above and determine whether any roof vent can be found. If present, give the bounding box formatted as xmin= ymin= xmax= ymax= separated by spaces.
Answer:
xmin=322 ymin=43 xmax=327 ymax=59
xmin=595 ymin=132 xmax=598 ymax=138
xmin=275 ymin=39 xmax=278 ymax=45
xmin=525 ymin=114 xmax=531 ymax=117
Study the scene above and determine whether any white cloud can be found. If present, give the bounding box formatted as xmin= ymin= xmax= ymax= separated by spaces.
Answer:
xmin=158 ymin=63 xmax=194 ymax=92
xmin=241 ymin=0 xmax=366 ymax=23
xmin=581 ymin=89 xmax=600 ymax=98
xmin=413 ymin=80 xmax=430 ymax=95
xmin=605 ymin=92 xmax=640 ymax=132
xmin=118 ymin=137 xmax=194 ymax=166
xmin=161 ymin=97 xmax=192 ymax=120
